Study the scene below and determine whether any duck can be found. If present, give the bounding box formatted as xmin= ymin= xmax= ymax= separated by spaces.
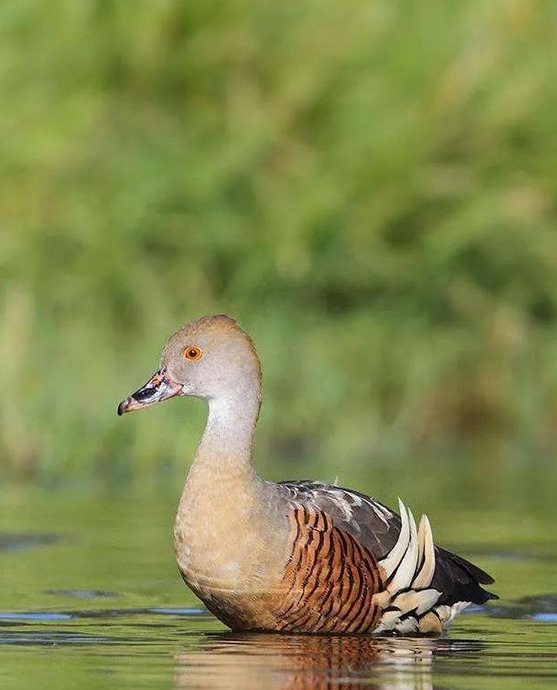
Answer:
xmin=117 ymin=314 xmax=496 ymax=635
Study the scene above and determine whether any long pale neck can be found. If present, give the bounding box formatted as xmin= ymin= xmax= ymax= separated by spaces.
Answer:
xmin=176 ymin=383 xmax=263 ymax=532
xmin=194 ymin=387 xmax=261 ymax=478
xmin=173 ymin=361 xmax=262 ymax=495
xmin=174 ymin=379 xmax=286 ymax=593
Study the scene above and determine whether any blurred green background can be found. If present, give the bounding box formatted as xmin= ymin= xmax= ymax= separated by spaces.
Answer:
xmin=1 ymin=0 xmax=557 ymax=508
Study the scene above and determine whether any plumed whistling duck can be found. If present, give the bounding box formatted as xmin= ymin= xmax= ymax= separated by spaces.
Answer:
xmin=118 ymin=314 xmax=496 ymax=635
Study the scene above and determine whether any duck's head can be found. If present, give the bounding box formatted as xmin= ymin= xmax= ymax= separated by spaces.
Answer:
xmin=117 ymin=314 xmax=261 ymax=415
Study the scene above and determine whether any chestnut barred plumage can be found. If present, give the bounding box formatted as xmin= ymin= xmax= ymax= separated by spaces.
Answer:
xmin=274 ymin=505 xmax=383 ymax=633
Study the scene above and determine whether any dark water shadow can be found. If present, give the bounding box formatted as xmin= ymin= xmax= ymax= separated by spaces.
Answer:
xmin=488 ymin=593 xmax=557 ymax=622
xmin=44 ymin=589 xmax=119 ymax=599
xmin=0 ymin=607 xmax=211 ymax=648
xmin=0 ymin=629 xmax=127 ymax=647
xmin=0 ymin=607 xmax=209 ymax=623
xmin=0 ymin=533 xmax=60 ymax=552
xmin=450 ymin=543 xmax=557 ymax=564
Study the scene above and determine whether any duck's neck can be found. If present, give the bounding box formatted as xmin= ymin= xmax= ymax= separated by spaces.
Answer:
xmin=176 ymin=385 xmax=262 ymax=547
xmin=174 ymin=381 xmax=286 ymax=595
xmin=190 ymin=385 xmax=262 ymax=481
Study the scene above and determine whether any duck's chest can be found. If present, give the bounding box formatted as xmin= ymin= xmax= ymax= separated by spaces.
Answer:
xmin=173 ymin=473 xmax=288 ymax=599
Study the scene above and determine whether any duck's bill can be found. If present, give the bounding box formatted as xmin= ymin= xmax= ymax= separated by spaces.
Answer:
xmin=117 ymin=369 xmax=183 ymax=415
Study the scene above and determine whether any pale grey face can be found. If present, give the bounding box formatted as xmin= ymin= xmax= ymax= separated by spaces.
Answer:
xmin=161 ymin=324 xmax=259 ymax=399
xmin=117 ymin=315 xmax=261 ymax=415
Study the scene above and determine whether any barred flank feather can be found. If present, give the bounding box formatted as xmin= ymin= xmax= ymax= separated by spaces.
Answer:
xmin=274 ymin=506 xmax=383 ymax=633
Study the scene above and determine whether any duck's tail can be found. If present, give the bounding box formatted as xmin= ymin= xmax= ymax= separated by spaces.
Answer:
xmin=374 ymin=500 xmax=497 ymax=634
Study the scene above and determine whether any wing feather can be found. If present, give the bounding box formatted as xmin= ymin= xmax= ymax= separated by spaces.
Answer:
xmin=276 ymin=480 xmax=496 ymax=610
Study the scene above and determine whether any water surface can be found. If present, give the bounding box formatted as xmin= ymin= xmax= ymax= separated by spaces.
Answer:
xmin=1 ymin=484 xmax=556 ymax=689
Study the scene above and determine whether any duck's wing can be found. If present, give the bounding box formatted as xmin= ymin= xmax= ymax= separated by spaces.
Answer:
xmin=277 ymin=480 xmax=497 ymax=615
xmin=277 ymin=480 xmax=400 ymax=556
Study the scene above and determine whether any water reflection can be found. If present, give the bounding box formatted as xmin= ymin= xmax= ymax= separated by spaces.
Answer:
xmin=174 ymin=633 xmax=445 ymax=689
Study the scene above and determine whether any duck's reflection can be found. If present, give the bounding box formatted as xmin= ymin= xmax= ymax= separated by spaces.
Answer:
xmin=174 ymin=633 xmax=443 ymax=690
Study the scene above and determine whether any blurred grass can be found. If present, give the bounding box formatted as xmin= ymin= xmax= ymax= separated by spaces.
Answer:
xmin=1 ymin=0 xmax=557 ymax=486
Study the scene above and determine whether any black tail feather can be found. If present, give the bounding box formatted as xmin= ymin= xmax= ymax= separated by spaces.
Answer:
xmin=433 ymin=546 xmax=498 ymax=606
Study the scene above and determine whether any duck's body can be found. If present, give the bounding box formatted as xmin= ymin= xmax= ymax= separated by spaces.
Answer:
xmin=118 ymin=314 xmax=496 ymax=635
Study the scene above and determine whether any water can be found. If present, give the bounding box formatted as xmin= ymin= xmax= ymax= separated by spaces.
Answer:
xmin=1 ymin=484 xmax=556 ymax=689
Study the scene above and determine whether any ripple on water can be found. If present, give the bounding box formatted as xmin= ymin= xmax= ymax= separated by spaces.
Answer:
xmin=44 ymin=589 xmax=119 ymax=599
xmin=0 ymin=533 xmax=60 ymax=552
xmin=488 ymin=593 xmax=557 ymax=622
xmin=0 ymin=604 xmax=556 ymax=688
xmin=0 ymin=607 xmax=210 ymax=650
xmin=0 ymin=607 xmax=208 ymax=623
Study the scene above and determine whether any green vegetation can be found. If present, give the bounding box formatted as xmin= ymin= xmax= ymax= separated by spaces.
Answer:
xmin=2 ymin=0 xmax=557 ymax=487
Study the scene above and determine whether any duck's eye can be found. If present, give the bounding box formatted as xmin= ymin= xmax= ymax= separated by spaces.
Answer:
xmin=184 ymin=346 xmax=203 ymax=361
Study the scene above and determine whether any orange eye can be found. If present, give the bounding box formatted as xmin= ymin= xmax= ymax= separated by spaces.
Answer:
xmin=184 ymin=346 xmax=203 ymax=361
